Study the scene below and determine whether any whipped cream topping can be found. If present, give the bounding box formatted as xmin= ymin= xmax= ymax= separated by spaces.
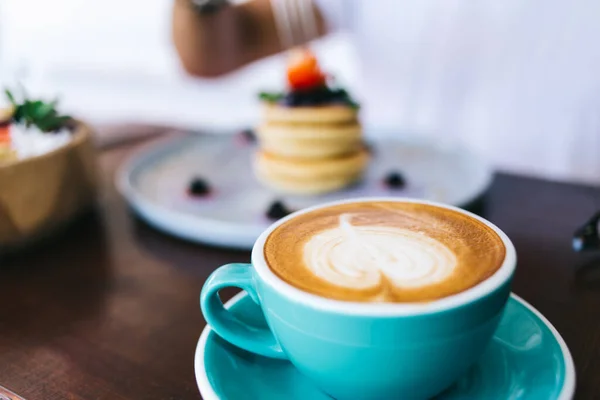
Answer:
xmin=10 ymin=124 xmax=71 ymax=159
xmin=303 ymin=214 xmax=457 ymax=291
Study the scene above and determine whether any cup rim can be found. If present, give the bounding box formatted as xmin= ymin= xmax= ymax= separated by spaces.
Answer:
xmin=251 ymin=197 xmax=516 ymax=316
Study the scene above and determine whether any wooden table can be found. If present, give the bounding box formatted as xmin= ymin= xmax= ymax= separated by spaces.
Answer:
xmin=0 ymin=137 xmax=598 ymax=399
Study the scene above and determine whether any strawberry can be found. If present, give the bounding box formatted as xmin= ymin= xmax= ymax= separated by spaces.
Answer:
xmin=286 ymin=48 xmax=326 ymax=91
xmin=0 ymin=125 xmax=9 ymax=143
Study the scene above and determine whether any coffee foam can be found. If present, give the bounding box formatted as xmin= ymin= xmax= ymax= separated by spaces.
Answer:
xmin=304 ymin=214 xmax=458 ymax=293
xmin=264 ymin=202 xmax=506 ymax=303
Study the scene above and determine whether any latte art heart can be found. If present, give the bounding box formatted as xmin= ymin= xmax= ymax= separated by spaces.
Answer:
xmin=264 ymin=201 xmax=505 ymax=303
xmin=303 ymin=214 xmax=457 ymax=290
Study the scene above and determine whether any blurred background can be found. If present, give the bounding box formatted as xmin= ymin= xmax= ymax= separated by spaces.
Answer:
xmin=3 ymin=0 xmax=600 ymax=184
xmin=0 ymin=0 xmax=357 ymax=128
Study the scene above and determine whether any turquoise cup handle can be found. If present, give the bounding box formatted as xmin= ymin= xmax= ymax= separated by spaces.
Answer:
xmin=200 ymin=263 xmax=286 ymax=359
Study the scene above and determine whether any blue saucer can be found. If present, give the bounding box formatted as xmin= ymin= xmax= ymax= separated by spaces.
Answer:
xmin=195 ymin=293 xmax=575 ymax=400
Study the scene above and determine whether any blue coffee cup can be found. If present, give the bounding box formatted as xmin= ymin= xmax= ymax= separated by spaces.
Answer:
xmin=201 ymin=198 xmax=516 ymax=400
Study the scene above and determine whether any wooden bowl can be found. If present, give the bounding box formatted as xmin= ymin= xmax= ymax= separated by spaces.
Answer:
xmin=0 ymin=123 xmax=97 ymax=249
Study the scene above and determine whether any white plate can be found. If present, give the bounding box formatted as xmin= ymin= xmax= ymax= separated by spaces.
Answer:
xmin=117 ymin=130 xmax=493 ymax=249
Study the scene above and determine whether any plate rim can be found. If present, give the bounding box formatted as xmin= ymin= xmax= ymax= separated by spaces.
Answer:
xmin=116 ymin=133 xmax=494 ymax=250
xmin=116 ymin=134 xmax=264 ymax=248
xmin=194 ymin=292 xmax=575 ymax=400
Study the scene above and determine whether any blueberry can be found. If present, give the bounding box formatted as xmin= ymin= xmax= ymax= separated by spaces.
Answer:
xmin=278 ymin=86 xmax=359 ymax=108
xmin=281 ymin=87 xmax=335 ymax=107
xmin=309 ymin=87 xmax=329 ymax=102
xmin=266 ymin=200 xmax=291 ymax=220
xmin=282 ymin=92 xmax=302 ymax=107
xmin=188 ymin=177 xmax=211 ymax=196
xmin=384 ymin=172 xmax=406 ymax=189
xmin=294 ymin=94 xmax=312 ymax=106
xmin=239 ymin=128 xmax=256 ymax=142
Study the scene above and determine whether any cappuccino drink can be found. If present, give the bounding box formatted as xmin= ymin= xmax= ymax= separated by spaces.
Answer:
xmin=264 ymin=201 xmax=505 ymax=302
xmin=203 ymin=198 xmax=516 ymax=399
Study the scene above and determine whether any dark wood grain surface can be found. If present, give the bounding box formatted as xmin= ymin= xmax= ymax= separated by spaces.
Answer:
xmin=0 ymin=134 xmax=598 ymax=399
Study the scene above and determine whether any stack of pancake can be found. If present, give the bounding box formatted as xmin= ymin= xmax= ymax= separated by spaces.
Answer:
xmin=254 ymin=103 xmax=369 ymax=195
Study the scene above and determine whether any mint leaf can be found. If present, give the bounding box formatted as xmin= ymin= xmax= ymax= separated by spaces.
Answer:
xmin=259 ymin=91 xmax=284 ymax=102
xmin=4 ymin=89 xmax=16 ymax=106
xmin=4 ymin=88 xmax=72 ymax=132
